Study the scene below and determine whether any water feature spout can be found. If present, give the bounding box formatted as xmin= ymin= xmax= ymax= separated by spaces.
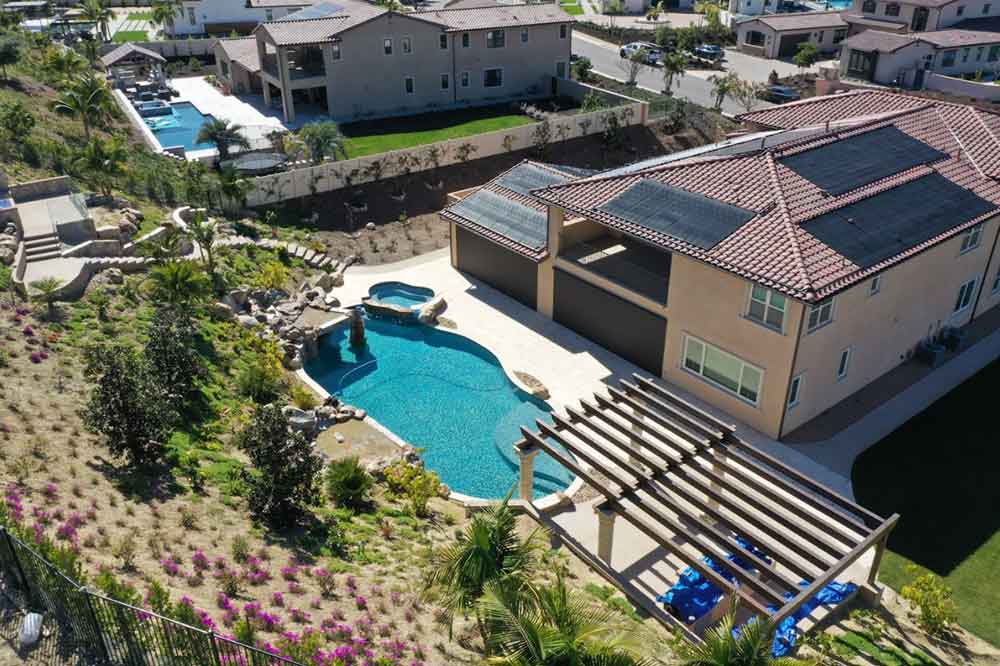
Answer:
xmin=349 ymin=307 xmax=366 ymax=347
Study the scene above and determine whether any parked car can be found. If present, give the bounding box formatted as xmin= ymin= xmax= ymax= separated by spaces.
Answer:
xmin=619 ymin=41 xmax=664 ymax=65
xmin=691 ymin=44 xmax=724 ymax=61
xmin=757 ymin=84 xmax=801 ymax=103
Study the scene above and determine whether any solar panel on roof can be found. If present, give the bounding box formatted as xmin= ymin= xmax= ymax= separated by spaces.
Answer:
xmin=543 ymin=164 xmax=599 ymax=178
xmin=780 ymin=126 xmax=947 ymax=196
xmin=597 ymin=179 xmax=756 ymax=250
xmin=806 ymin=173 xmax=996 ymax=269
xmin=496 ymin=163 xmax=570 ymax=197
xmin=449 ymin=190 xmax=548 ymax=250
xmin=279 ymin=2 xmax=344 ymax=19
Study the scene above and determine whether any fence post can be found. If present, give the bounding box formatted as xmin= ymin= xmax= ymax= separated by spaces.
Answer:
xmin=81 ymin=588 xmax=113 ymax=664
xmin=2 ymin=528 xmax=31 ymax=601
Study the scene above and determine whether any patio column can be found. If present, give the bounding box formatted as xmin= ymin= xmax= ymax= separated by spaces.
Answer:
xmin=263 ymin=81 xmax=272 ymax=107
xmin=515 ymin=444 xmax=540 ymax=502
xmin=595 ymin=505 xmax=616 ymax=564
xmin=278 ymin=47 xmax=296 ymax=124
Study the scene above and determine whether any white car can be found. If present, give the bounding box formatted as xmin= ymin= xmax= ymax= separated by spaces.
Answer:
xmin=619 ymin=41 xmax=664 ymax=65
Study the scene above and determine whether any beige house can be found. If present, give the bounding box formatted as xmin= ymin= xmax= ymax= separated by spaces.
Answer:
xmin=444 ymin=91 xmax=1000 ymax=439
xmin=736 ymin=11 xmax=849 ymax=58
xmin=213 ymin=0 xmax=572 ymax=123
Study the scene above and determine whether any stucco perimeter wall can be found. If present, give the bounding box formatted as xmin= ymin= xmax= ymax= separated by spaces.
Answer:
xmin=661 ymin=253 xmax=803 ymax=439
xmin=783 ymin=213 xmax=1000 ymax=434
xmin=925 ymin=72 xmax=1000 ymax=101
xmin=244 ymin=101 xmax=646 ymax=206
xmin=99 ymin=39 xmax=219 ymax=58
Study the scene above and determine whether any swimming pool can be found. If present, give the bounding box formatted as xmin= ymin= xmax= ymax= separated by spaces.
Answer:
xmin=304 ymin=316 xmax=573 ymax=499
xmin=367 ymin=282 xmax=435 ymax=309
xmin=144 ymin=102 xmax=216 ymax=152
xmin=823 ymin=0 xmax=852 ymax=8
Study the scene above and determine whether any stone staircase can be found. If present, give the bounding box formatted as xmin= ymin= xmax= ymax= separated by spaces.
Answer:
xmin=84 ymin=256 xmax=155 ymax=270
xmin=256 ymin=239 xmax=340 ymax=271
xmin=22 ymin=232 xmax=62 ymax=263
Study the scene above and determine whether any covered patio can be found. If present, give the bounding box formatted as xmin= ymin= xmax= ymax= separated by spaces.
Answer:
xmin=515 ymin=374 xmax=898 ymax=649
xmin=100 ymin=43 xmax=167 ymax=92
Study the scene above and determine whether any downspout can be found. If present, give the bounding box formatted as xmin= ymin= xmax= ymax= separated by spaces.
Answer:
xmin=776 ymin=302 xmax=807 ymax=439
xmin=969 ymin=216 xmax=1000 ymax=320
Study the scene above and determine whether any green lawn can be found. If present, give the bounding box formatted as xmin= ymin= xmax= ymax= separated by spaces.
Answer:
xmin=128 ymin=10 xmax=154 ymax=20
xmin=561 ymin=2 xmax=585 ymax=15
xmin=112 ymin=30 xmax=149 ymax=43
xmin=338 ymin=106 xmax=534 ymax=158
xmin=852 ymin=359 xmax=1000 ymax=646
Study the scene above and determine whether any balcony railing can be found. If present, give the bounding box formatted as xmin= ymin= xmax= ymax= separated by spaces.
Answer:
xmin=561 ymin=237 xmax=671 ymax=305
xmin=261 ymin=53 xmax=326 ymax=81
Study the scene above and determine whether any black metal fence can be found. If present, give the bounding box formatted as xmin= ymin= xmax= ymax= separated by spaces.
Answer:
xmin=0 ymin=527 xmax=304 ymax=666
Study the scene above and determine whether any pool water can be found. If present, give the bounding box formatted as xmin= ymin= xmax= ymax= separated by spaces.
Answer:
xmin=144 ymin=102 xmax=216 ymax=152
xmin=368 ymin=282 xmax=435 ymax=309
xmin=304 ymin=316 xmax=573 ymax=499
xmin=824 ymin=0 xmax=852 ymax=8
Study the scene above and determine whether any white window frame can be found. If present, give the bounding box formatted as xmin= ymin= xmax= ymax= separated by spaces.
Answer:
xmin=439 ymin=34 xmax=448 ymax=50
xmin=383 ymin=37 xmax=393 ymax=56
xmin=331 ymin=43 xmax=342 ymax=61
xmin=486 ymin=29 xmax=505 ymax=48
xmin=868 ymin=275 xmax=881 ymax=296
xmin=187 ymin=7 xmax=196 ymax=25
xmin=806 ymin=297 xmax=835 ymax=333
xmin=836 ymin=347 xmax=852 ymax=381
xmin=440 ymin=72 xmax=450 ymax=91
xmin=521 ymin=28 xmax=529 ymax=43
xmin=746 ymin=284 xmax=786 ymax=332
xmin=682 ymin=335 xmax=764 ymax=406
xmin=787 ymin=373 xmax=803 ymax=409
xmin=959 ymin=223 xmax=983 ymax=254
xmin=400 ymin=35 xmax=413 ymax=55
xmin=483 ymin=67 xmax=503 ymax=88
xmin=953 ymin=278 xmax=977 ymax=314
xmin=460 ymin=70 xmax=470 ymax=87
xmin=403 ymin=75 xmax=415 ymax=95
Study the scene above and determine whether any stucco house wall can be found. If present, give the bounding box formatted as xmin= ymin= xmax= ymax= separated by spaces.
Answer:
xmin=737 ymin=18 xmax=845 ymax=58
xmin=174 ymin=0 xmax=306 ymax=36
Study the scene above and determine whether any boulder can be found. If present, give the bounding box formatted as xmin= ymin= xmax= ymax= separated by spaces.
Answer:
xmin=365 ymin=222 xmax=376 ymax=231
xmin=283 ymin=353 xmax=303 ymax=371
xmin=0 ymin=235 xmax=17 ymax=250
xmin=324 ymin=292 xmax=340 ymax=308
xmin=283 ymin=407 xmax=317 ymax=435
xmin=105 ymin=268 xmax=124 ymax=284
xmin=229 ymin=288 xmax=249 ymax=308
xmin=118 ymin=219 xmax=138 ymax=239
xmin=315 ymin=272 xmax=336 ymax=290
xmin=0 ymin=247 xmax=13 ymax=266
xmin=237 ymin=314 xmax=258 ymax=329
xmin=124 ymin=207 xmax=145 ymax=221
xmin=334 ymin=432 xmax=345 ymax=443
xmin=354 ymin=408 xmax=366 ymax=420
xmin=284 ymin=326 xmax=304 ymax=342
xmin=316 ymin=405 xmax=337 ymax=420
xmin=418 ymin=295 xmax=447 ymax=324
xmin=209 ymin=301 xmax=235 ymax=320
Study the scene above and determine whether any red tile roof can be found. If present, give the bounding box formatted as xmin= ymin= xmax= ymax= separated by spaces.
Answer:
xmin=535 ymin=105 xmax=1000 ymax=302
xmin=736 ymin=89 xmax=934 ymax=129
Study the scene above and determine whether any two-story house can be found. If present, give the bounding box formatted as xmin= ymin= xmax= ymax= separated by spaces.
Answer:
xmin=172 ymin=0 xmax=313 ymax=37
xmin=212 ymin=0 xmax=572 ymax=123
xmin=443 ymin=90 xmax=1000 ymax=440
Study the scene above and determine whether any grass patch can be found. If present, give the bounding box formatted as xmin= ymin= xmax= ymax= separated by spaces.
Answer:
xmin=128 ymin=10 xmax=154 ymax=20
xmin=852 ymin=358 xmax=1000 ymax=646
xmin=561 ymin=2 xmax=585 ymax=15
xmin=113 ymin=30 xmax=149 ymax=43
xmin=834 ymin=631 xmax=939 ymax=666
xmin=338 ymin=106 xmax=534 ymax=158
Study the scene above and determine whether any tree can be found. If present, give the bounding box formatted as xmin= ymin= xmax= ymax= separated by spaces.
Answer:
xmin=52 ymin=74 xmax=114 ymax=141
xmin=81 ymin=0 xmax=113 ymax=42
xmin=217 ymin=165 xmax=252 ymax=218
xmin=43 ymin=47 xmax=86 ymax=84
xmin=325 ymin=457 xmax=373 ymax=510
xmin=187 ymin=211 xmax=218 ymax=276
xmin=793 ymin=42 xmax=820 ymax=72
xmin=78 ymin=39 xmax=100 ymax=68
xmin=654 ymin=23 xmax=676 ymax=48
xmin=661 ymin=51 xmax=687 ymax=95
xmin=0 ymin=264 xmax=15 ymax=307
xmin=731 ymin=78 xmax=765 ymax=114
xmin=572 ymin=56 xmax=593 ymax=82
xmin=480 ymin=574 xmax=652 ymax=666
xmin=299 ymin=121 xmax=349 ymax=163
xmin=195 ymin=117 xmax=250 ymax=161
xmin=675 ymin=26 xmax=702 ymax=54
xmin=144 ymin=305 xmax=201 ymax=408
xmin=235 ymin=404 xmax=324 ymax=524
xmin=620 ymin=48 xmax=648 ymax=86
xmin=145 ymin=261 xmax=212 ymax=314
xmin=29 ymin=277 xmax=64 ymax=320
xmin=83 ymin=344 xmax=175 ymax=466
xmin=708 ymin=71 xmax=739 ymax=111
xmin=74 ymin=136 xmax=128 ymax=196
xmin=149 ymin=0 xmax=182 ymax=36
xmin=0 ymin=36 xmax=22 ymax=81
xmin=426 ymin=494 xmax=543 ymax=644
xmin=672 ymin=606 xmax=810 ymax=666
xmin=0 ymin=100 xmax=35 ymax=158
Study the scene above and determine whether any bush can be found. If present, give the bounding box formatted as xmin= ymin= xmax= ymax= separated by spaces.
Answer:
xmin=325 ymin=457 xmax=373 ymax=510
xmin=290 ymin=383 xmax=320 ymax=410
xmin=900 ymin=567 xmax=959 ymax=637
xmin=384 ymin=461 xmax=442 ymax=517
xmin=236 ymin=347 xmax=285 ymax=403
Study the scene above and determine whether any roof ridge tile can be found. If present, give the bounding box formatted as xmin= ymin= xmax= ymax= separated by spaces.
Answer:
xmin=764 ymin=152 xmax=813 ymax=297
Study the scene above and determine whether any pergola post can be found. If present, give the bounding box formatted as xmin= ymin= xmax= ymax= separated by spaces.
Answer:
xmin=595 ymin=505 xmax=617 ymax=564
xmin=867 ymin=529 xmax=892 ymax=587
xmin=515 ymin=443 xmax=540 ymax=501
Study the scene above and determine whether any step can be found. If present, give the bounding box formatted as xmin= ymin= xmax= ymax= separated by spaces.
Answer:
xmin=25 ymin=244 xmax=62 ymax=258
xmin=316 ymin=256 xmax=332 ymax=268
xmin=25 ymin=250 xmax=62 ymax=262
xmin=303 ymin=250 xmax=316 ymax=263
xmin=23 ymin=233 xmax=59 ymax=246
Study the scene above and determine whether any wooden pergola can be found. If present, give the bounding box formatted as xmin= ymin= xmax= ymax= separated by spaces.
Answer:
xmin=515 ymin=374 xmax=898 ymax=640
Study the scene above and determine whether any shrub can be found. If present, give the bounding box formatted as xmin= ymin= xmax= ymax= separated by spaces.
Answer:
xmin=236 ymin=349 xmax=285 ymax=404
xmin=290 ymin=383 xmax=319 ymax=410
xmin=384 ymin=461 xmax=442 ymax=517
xmin=231 ymin=535 xmax=250 ymax=563
xmin=900 ymin=567 xmax=959 ymax=637
xmin=112 ymin=532 xmax=138 ymax=571
xmin=325 ymin=457 xmax=373 ymax=510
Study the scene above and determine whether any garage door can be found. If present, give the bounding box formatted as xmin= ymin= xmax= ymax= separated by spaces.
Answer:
xmin=553 ymin=268 xmax=666 ymax=375
xmin=455 ymin=226 xmax=538 ymax=309
xmin=778 ymin=33 xmax=811 ymax=58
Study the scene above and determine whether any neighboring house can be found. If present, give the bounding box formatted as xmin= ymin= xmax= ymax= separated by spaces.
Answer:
xmin=214 ymin=0 xmax=573 ymax=123
xmin=172 ymin=0 xmax=313 ymax=37
xmin=216 ymin=37 xmax=264 ymax=93
xmin=841 ymin=0 xmax=997 ymax=34
xmin=736 ymin=11 xmax=849 ymax=58
xmin=443 ymin=90 xmax=1000 ymax=440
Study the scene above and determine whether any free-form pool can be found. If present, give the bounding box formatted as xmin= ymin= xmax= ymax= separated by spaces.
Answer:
xmin=304 ymin=316 xmax=573 ymax=499
xmin=144 ymin=102 xmax=216 ymax=152
xmin=367 ymin=282 xmax=435 ymax=309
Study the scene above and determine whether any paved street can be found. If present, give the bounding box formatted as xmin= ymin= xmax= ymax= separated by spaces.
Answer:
xmin=573 ymin=31 xmax=816 ymax=115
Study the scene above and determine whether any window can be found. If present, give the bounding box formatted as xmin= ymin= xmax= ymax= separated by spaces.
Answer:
xmin=884 ymin=2 xmax=899 ymax=14
xmin=807 ymin=298 xmax=834 ymax=332
xmin=683 ymin=336 xmax=764 ymax=404
xmin=332 ymin=43 xmax=341 ymax=60
xmin=556 ymin=61 xmax=567 ymax=78
xmin=862 ymin=0 xmax=875 ymax=11
xmin=187 ymin=7 xmax=196 ymax=25
xmin=954 ymin=278 xmax=977 ymax=313
xmin=834 ymin=28 xmax=847 ymax=43
xmin=957 ymin=4 xmax=965 ymax=13
xmin=990 ymin=45 xmax=1000 ymax=62
xmin=977 ymin=46 xmax=985 ymax=60
xmin=817 ymin=30 xmax=825 ymax=42
xmin=439 ymin=34 xmax=448 ymax=49
xmin=745 ymin=30 xmax=765 ymax=46
xmin=521 ymin=28 xmax=529 ymax=43
xmin=959 ymin=224 xmax=982 ymax=253
xmin=486 ymin=29 xmax=505 ymax=48
xmin=942 ymin=50 xmax=957 ymax=66
xmin=483 ymin=67 xmax=503 ymax=87
xmin=461 ymin=32 xmax=470 ymax=47
xmin=460 ymin=71 xmax=469 ymax=87
xmin=868 ymin=275 xmax=881 ymax=296
xmin=265 ymin=8 xmax=273 ymax=20
xmin=220 ymin=60 xmax=230 ymax=77
xmin=560 ymin=24 xmax=568 ymax=38
xmin=787 ymin=374 xmax=803 ymax=408
xmin=747 ymin=285 xmax=786 ymax=330
xmin=992 ymin=266 xmax=1000 ymax=293
xmin=962 ymin=47 xmax=970 ymax=62
xmin=985 ymin=2 xmax=992 ymax=12
xmin=836 ymin=347 xmax=852 ymax=381
xmin=401 ymin=36 xmax=412 ymax=54
xmin=383 ymin=38 xmax=393 ymax=55
xmin=404 ymin=76 xmax=414 ymax=94
xmin=440 ymin=73 xmax=449 ymax=90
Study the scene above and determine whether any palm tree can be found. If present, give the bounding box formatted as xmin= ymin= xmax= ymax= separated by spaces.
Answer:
xmin=661 ymin=51 xmax=687 ymax=95
xmin=52 ymin=74 xmax=113 ymax=141
xmin=44 ymin=47 xmax=87 ymax=84
xmin=145 ymin=261 xmax=211 ymax=313
xmin=195 ymin=118 xmax=250 ymax=161
xmin=673 ymin=606 xmax=811 ymax=666
xmin=217 ymin=165 xmax=252 ymax=218
xmin=81 ymin=0 xmax=113 ymax=42
xmin=78 ymin=39 xmax=101 ymax=68
xmin=74 ymin=135 xmax=128 ymax=196
xmin=298 ymin=121 xmax=348 ymax=163
xmin=149 ymin=0 xmax=183 ymax=37
xmin=480 ymin=574 xmax=653 ymax=666
xmin=708 ymin=71 xmax=739 ymax=111
xmin=29 ymin=277 xmax=65 ymax=320
xmin=188 ymin=211 xmax=218 ymax=276
xmin=425 ymin=494 xmax=543 ymax=646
